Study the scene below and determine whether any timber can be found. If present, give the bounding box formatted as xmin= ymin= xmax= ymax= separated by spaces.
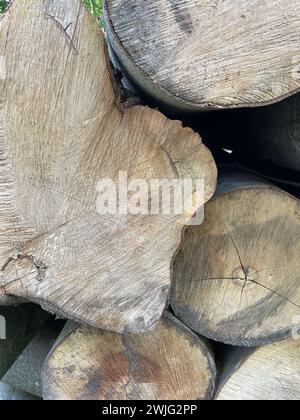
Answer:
xmin=216 ymin=338 xmax=300 ymax=400
xmin=104 ymin=0 xmax=300 ymax=111
xmin=42 ymin=313 xmax=216 ymax=400
xmin=0 ymin=0 xmax=217 ymax=333
xmin=170 ymin=168 xmax=300 ymax=346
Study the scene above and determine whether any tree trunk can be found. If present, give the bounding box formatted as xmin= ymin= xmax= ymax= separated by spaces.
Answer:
xmin=216 ymin=338 xmax=300 ymax=400
xmin=170 ymin=168 xmax=300 ymax=347
xmin=2 ymin=320 xmax=64 ymax=398
xmin=42 ymin=312 xmax=216 ymax=400
xmin=104 ymin=0 xmax=300 ymax=111
xmin=0 ymin=0 xmax=216 ymax=333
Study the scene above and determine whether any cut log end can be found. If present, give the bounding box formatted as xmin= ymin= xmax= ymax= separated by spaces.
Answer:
xmin=0 ymin=0 xmax=217 ymax=333
xmin=171 ymin=170 xmax=300 ymax=347
xmin=216 ymin=339 xmax=300 ymax=400
xmin=104 ymin=0 xmax=300 ymax=111
xmin=42 ymin=313 xmax=216 ymax=400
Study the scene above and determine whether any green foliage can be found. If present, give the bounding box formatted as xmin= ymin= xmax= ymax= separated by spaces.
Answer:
xmin=0 ymin=0 xmax=8 ymax=15
xmin=83 ymin=0 xmax=103 ymax=19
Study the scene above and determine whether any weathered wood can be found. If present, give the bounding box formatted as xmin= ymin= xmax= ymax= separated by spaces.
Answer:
xmin=0 ymin=304 xmax=49 ymax=377
xmin=171 ymin=168 xmax=300 ymax=347
xmin=42 ymin=313 xmax=216 ymax=400
xmin=0 ymin=382 xmax=41 ymax=400
xmin=238 ymin=93 xmax=300 ymax=173
xmin=3 ymin=320 xmax=64 ymax=397
xmin=0 ymin=0 xmax=216 ymax=333
xmin=216 ymin=338 xmax=300 ymax=400
xmin=104 ymin=0 xmax=300 ymax=111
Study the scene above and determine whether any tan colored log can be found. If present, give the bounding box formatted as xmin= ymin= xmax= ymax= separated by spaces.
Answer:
xmin=0 ymin=0 xmax=216 ymax=333
xmin=42 ymin=313 xmax=216 ymax=400
xmin=171 ymin=169 xmax=300 ymax=346
xmin=216 ymin=338 xmax=300 ymax=400
xmin=104 ymin=0 xmax=300 ymax=111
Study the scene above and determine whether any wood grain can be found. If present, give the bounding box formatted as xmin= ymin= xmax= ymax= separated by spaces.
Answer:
xmin=171 ymin=169 xmax=300 ymax=346
xmin=104 ymin=0 xmax=300 ymax=110
xmin=216 ymin=339 xmax=300 ymax=400
xmin=42 ymin=313 xmax=216 ymax=400
xmin=0 ymin=0 xmax=216 ymax=332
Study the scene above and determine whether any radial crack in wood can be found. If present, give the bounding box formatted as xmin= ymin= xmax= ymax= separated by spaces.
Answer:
xmin=42 ymin=313 xmax=216 ymax=400
xmin=104 ymin=0 xmax=300 ymax=111
xmin=171 ymin=169 xmax=300 ymax=346
xmin=0 ymin=0 xmax=216 ymax=333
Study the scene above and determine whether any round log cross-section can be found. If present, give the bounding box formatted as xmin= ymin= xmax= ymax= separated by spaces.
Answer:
xmin=104 ymin=0 xmax=300 ymax=111
xmin=42 ymin=313 xmax=216 ymax=400
xmin=171 ymin=169 xmax=300 ymax=347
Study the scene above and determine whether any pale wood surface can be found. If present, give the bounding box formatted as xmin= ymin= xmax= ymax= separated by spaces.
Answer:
xmin=42 ymin=313 xmax=216 ymax=400
xmin=216 ymin=339 xmax=300 ymax=400
xmin=0 ymin=0 xmax=216 ymax=332
xmin=171 ymin=170 xmax=300 ymax=346
xmin=105 ymin=0 xmax=300 ymax=110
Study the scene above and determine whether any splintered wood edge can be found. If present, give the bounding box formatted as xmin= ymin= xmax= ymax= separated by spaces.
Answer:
xmin=41 ymin=312 xmax=217 ymax=400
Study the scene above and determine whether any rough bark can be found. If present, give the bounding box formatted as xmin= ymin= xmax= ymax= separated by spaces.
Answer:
xmin=0 ymin=0 xmax=216 ymax=333
xmin=42 ymin=313 xmax=216 ymax=400
xmin=104 ymin=0 xmax=300 ymax=111
xmin=171 ymin=168 xmax=300 ymax=346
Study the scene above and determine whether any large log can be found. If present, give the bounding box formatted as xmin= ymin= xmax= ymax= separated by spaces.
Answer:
xmin=104 ymin=0 xmax=300 ymax=111
xmin=42 ymin=313 xmax=216 ymax=400
xmin=170 ymin=169 xmax=300 ymax=346
xmin=0 ymin=0 xmax=216 ymax=333
xmin=216 ymin=338 xmax=300 ymax=400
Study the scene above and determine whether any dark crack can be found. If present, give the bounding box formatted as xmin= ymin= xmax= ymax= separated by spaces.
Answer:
xmin=1 ymin=254 xmax=47 ymax=282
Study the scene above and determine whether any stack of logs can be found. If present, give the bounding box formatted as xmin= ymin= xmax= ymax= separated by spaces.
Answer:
xmin=0 ymin=0 xmax=300 ymax=401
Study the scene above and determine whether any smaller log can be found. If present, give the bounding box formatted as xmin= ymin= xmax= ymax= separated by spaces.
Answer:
xmin=0 ymin=304 xmax=49 ymax=377
xmin=42 ymin=313 xmax=216 ymax=400
xmin=170 ymin=168 xmax=300 ymax=346
xmin=3 ymin=320 xmax=64 ymax=397
xmin=216 ymin=338 xmax=300 ymax=400
xmin=0 ymin=382 xmax=40 ymax=401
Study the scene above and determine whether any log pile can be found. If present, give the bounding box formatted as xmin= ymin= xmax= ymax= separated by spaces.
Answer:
xmin=0 ymin=0 xmax=300 ymax=401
